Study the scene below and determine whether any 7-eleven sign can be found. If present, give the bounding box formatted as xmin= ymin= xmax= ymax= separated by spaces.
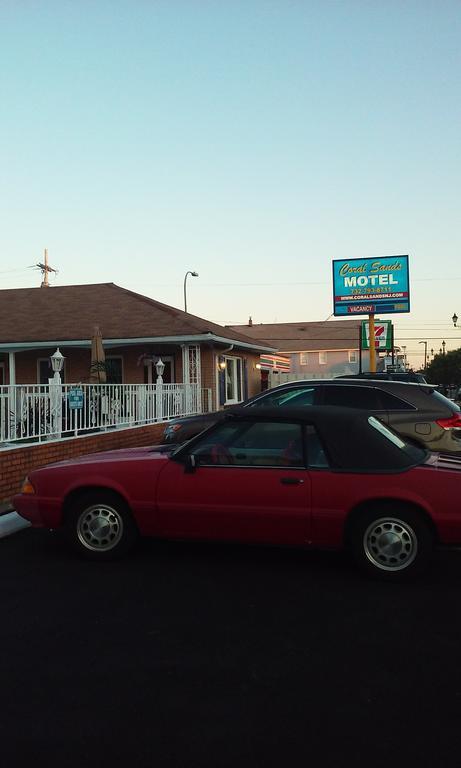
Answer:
xmin=361 ymin=320 xmax=392 ymax=350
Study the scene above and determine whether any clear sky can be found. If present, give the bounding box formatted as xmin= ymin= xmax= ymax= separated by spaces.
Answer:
xmin=1 ymin=0 xmax=460 ymax=367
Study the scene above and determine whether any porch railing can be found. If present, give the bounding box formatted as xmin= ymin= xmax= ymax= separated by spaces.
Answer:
xmin=0 ymin=383 xmax=213 ymax=445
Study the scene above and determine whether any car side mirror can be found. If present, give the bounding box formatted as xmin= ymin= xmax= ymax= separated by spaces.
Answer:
xmin=184 ymin=454 xmax=197 ymax=474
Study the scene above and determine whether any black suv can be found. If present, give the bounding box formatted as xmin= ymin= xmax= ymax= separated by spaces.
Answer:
xmin=163 ymin=378 xmax=461 ymax=454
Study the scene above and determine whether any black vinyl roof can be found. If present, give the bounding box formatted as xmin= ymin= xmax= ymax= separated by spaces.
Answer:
xmin=220 ymin=406 xmax=426 ymax=473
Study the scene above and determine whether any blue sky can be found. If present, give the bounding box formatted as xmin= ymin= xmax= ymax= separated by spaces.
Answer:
xmin=1 ymin=1 xmax=460 ymax=365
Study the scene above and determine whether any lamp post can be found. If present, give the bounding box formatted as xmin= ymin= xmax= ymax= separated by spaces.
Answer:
xmin=453 ymin=313 xmax=458 ymax=328
xmin=442 ymin=340 xmax=446 ymax=355
xmin=183 ymin=271 xmax=198 ymax=313
xmin=418 ymin=341 xmax=428 ymax=371
xmin=155 ymin=357 xmax=165 ymax=421
xmin=50 ymin=347 xmax=65 ymax=383
xmin=401 ymin=346 xmax=407 ymax=371
xmin=49 ymin=348 xmax=65 ymax=438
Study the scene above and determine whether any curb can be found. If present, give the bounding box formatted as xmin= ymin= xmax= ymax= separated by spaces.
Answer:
xmin=0 ymin=512 xmax=31 ymax=539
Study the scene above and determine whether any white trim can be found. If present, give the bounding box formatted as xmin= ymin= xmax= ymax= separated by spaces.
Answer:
xmin=0 ymin=333 xmax=276 ymax=354
xmin=8 ymin=352 xmax=15 ymax=386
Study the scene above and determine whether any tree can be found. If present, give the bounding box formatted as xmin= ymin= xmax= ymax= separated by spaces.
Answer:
xmin=425 ymin=348 xmax=461 ymax=387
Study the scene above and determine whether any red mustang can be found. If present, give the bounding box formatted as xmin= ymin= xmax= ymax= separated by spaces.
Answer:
xmin=14 ymin=407 xmax=461 ymax=580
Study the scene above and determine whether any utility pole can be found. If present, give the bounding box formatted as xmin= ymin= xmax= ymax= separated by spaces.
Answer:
xmin=33 ymin=249 xmax=58 ymax=287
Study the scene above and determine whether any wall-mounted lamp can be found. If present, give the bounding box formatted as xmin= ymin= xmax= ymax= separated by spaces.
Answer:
xmin=218 ymin=359 xmax=227 ymax=370
xmin=255 ymin=363 xmax=261 ymax=370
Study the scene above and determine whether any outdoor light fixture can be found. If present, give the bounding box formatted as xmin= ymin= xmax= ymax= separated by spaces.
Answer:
xmin=50 ymin=348 xmax=65 ymax=373
xmin=155 ymin=358 xmax=165 ymax=378
xmin=453 ymin=313 xmax=458 ymax=328
xmin=218 ymin=359 xmax=227 ymax=370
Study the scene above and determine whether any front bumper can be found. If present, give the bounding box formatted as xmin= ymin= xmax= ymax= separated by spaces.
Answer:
xmin=13 ymin=494 xmax=62 ymax=528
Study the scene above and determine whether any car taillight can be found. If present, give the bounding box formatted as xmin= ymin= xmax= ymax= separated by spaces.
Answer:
xmin=436 ymin=414 xmax=461 ymax=430
xmin=21 ymin=477 xmax=35 ymax=495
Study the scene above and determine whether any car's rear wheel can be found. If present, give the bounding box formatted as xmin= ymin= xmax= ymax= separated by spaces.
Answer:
xmin=65 ymin=492 xmax=138 ymax=560
xmin=348 ymin=505 xmax=434 ymax=580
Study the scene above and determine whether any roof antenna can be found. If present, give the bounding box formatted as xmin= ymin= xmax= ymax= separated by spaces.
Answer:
xmin=29 ymin=249 xmax=59 ymax=287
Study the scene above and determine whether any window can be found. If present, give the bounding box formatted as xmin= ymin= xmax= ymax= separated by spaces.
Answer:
xmin=348 ymin=351 xmax=358 ymax=363
xmin=0 ymin=363 xmax=5 ymax=385
xmin=191 ymin=420 xmax=305 ymax=468
xmin=368 ymin=416 xmax=406 ymax=448
xmin=300 ymin=352 xmax=309 ymax=366
xmin=321 ymin=385 xmax=382 ymax=410
xmin=319 ymin=352 xmax=327 ymax=365
xmin=306 ymin=425 xmax=329 ymax=468
xmin=378 ymin=391 xmax=416 ymax=411
xmin=250 ymin=386 xmax=317 ymax=408
xmin=106 ymin=357 xmax=123 ymax=384
xmin=223 ymin=357 xmax=242 ymax=404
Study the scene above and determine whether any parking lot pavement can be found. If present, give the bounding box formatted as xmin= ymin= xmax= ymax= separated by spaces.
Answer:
xmin=0 ymin=510 xmax=30 ymax=538
xmin=2 ymin=528 xmax=461 ymax=768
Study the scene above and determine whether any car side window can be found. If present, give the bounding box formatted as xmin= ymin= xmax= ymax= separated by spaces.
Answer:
xmin=305 ymin=425 xmax=329 ymax=469
xmin=378 ymin=391 xmax=416 ymax=411
xmin=192 ymin=421 xmax=305 ymax=468
xmin=249 ymin=387 xmax=317 ymax=408
xmin=321 ymin=385 xmax=381 ymax=410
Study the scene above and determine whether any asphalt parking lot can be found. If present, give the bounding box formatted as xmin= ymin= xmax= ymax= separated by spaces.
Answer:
xmin=2 ymin=528 xmax=461 ymax=768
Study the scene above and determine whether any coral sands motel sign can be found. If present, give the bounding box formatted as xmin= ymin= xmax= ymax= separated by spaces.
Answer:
xmin=332 ymin=256 xmax=410 ymax=316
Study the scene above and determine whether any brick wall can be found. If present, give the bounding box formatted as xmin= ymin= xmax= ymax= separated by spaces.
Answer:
xmin=0 ymin=422 xmax=165 ymax=507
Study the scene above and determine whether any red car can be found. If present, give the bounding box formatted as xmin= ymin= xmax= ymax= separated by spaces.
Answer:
xmin=14 ymin=407 xmax=461 ymax=580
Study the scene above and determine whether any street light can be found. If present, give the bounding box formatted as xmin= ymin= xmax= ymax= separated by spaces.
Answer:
xmin=419 ymin=341 xmax=428 ymax=370
xmin=183 ymin=271 xmax=199 ymax=313
xmin=442 ymin=340 xmax=446 ymax=355
xmin=453 ymin=313 xmax=458 ymax=328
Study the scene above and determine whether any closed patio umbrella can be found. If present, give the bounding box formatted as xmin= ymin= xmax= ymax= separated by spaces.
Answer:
xmin=90 ymin=326 xmax=107 ymax=383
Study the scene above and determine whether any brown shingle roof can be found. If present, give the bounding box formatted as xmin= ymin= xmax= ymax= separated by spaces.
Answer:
xmin=0 ymin=283 xmax=272 ymax=350
xmin=228 ymin=319 xmax=361 ymax=352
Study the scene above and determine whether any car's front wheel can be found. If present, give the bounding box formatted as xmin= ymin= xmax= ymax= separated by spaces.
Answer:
xmin=348 ymin=505 xmax=434 ymax=580
xmin=64 ymin=492 xmax=138 ymax=560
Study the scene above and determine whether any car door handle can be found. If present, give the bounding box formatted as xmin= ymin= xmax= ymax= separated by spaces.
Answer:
xmin=280 ymin=477 xmax=304 ymax=485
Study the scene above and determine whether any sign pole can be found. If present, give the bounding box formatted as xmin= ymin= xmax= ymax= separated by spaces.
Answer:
xmin=358 ymin=324 xmax=362 ymax=373
xmin=369 ymin=314 xmax=376 ymax=372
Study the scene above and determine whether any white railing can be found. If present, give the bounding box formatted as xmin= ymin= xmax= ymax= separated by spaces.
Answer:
xmin=0 ymin=383 xmax=213 ymax=445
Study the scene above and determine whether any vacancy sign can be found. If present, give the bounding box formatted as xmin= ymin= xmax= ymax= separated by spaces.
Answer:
xmin=361 ymin=320 xmax=392 ymax=350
